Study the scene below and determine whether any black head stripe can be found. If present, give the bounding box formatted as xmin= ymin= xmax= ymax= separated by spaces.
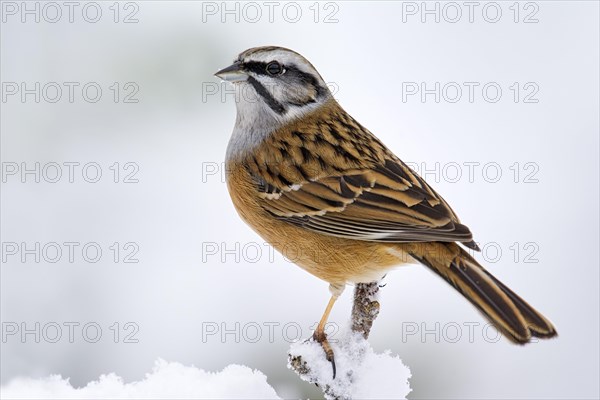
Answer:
xmin=243 ymin=61 xmax=327 ymax=99
xmin=243 ymin=61 xmax=270 ymax=76
xmin=247 ymin=76 xmax=286 ymax=114
xmin=284 ymin=65 xmax=328 ymax=99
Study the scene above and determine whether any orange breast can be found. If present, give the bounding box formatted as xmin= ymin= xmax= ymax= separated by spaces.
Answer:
xmin=225 ymin=159 xmax=412 ymax=285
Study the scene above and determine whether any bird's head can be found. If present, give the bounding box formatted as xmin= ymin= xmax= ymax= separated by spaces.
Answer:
xmin=215 ymin=46 xmax=332 ymax=125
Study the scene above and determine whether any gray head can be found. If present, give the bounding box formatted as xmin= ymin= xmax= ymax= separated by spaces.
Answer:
xmin=215 ymin=47 xmax=333 ymax=159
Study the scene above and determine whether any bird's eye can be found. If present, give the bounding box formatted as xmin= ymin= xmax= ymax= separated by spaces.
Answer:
xmin=266 ymin=61 xmax=283 ymax=75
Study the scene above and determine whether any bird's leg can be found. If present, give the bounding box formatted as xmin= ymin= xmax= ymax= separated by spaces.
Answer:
xmin=313 ymin=295 xmax=337 ymax=378
xmin=313 ymin=284 xmax=343 ymax=379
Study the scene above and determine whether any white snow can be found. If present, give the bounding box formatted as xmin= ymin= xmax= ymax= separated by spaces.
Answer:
xmin=288 ymin=327 xmax=411 ymax=399
xmin=2 ymin=332 xmax=411 ymax=400
xmin=0 ymin=359 xmax=280 ymax=399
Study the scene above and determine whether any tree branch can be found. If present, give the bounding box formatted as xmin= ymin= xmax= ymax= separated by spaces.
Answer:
xmin=350 ymin=282 xmax=381 ymax=339
xmin=288 ymin=282 xmax=381 ymax=399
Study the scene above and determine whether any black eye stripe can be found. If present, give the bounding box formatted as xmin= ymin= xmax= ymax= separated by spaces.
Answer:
xmin=242 ymin=61 xmax=327 ymax=99
xmin=241 ymin=60 xmax=329 ymax=110
xmin=242 ymin=61 xmax=271 ymax=75
xmin=284 ymin=65 xmax=327 ymax=99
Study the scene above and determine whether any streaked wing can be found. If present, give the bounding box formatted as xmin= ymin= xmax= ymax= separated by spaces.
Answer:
xmin=246 ymin=101 xmax=478 ymax=250
xmin=253 ymin=157 xmax=478 ymax=249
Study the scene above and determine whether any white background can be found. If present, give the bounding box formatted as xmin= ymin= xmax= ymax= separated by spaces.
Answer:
xmin=1 ymin=1 xmax=599 ymax=398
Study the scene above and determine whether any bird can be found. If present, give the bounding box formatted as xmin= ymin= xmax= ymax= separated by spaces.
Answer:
xmin=215 ymin=46 xmax=557 ymax=376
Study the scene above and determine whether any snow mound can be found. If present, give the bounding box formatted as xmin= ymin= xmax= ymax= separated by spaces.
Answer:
xmin=289 ymin=328 xmax=411 ymax=399
xmin=1 ymin=359 xmax=280 ymax=399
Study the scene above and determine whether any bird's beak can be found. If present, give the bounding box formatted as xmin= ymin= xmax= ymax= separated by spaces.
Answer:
xmin=214 ymin=62 xmax=247 ymax=82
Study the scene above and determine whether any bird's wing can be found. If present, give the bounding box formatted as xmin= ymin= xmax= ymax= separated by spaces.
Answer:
xmin=252 ymin=156 xmax=478 ymax=249
xmin=245 ymin=101 xmax=478 ymax=249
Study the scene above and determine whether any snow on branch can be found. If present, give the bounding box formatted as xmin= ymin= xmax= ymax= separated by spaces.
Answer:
xmin=288 ymin=282 xmax=411 ymax=399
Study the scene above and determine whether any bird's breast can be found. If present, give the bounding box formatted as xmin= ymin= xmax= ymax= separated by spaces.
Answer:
xmin=224 ymin=159 xmax=413 ymax=285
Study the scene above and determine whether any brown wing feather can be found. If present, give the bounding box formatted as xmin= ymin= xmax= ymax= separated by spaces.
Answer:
xmin=245 ymin=99 xmax=479 ymax=249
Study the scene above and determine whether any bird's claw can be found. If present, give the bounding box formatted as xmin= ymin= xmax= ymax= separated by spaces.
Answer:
xmin=312 ymin=330 xmax=336 ymax=379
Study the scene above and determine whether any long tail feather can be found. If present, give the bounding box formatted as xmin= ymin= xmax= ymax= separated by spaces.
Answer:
xmin=407 ymin=242 xmax=557 ymax=343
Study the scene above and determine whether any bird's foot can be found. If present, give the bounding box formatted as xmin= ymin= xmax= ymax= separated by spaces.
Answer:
xmin=312 ymin=329 xmax=336 ymax=379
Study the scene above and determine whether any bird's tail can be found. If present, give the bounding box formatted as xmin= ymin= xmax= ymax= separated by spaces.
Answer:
xmin=405 ymin=242 xmax=557 ymax=343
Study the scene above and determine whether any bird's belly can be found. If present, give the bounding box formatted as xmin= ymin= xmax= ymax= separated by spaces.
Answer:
xmin=260 ymin=228 xmax=414 ymax=285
